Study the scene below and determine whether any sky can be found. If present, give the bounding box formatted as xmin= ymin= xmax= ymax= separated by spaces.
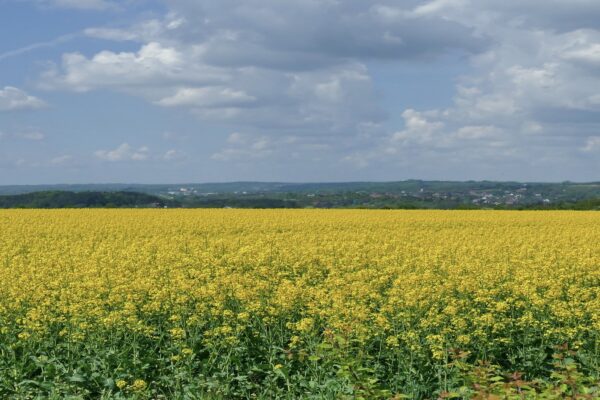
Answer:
xmin=0 ymin=0 xmax=599 ymax=184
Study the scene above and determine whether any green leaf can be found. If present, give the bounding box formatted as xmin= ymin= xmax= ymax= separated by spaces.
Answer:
xmin=69 ymin=374 xmax=86 ymax=383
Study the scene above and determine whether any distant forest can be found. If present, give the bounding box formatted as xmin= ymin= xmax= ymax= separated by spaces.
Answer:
xmin=0 ymin=191 xmax=176 ymax=209
xmin=0 ymin=190 xmax=598 ymax=210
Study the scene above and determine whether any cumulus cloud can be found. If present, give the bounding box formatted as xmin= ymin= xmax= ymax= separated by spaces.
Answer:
xmin=42 ymin=0 xmax=484 ymax=138
xmin=44 ymin=45 xmax=383 ymax=134
xmin=583 ymin=137 xmax=600 ymax=152
xmin=41 ymin=42 xmax=228 ymax=93
xmin=407 ymin=0 xmax=600 ymax=32
xmin=0 ymin=87 xmax=46 ymax=111
xmin=189 ymin=2 xmax=484 ymax=68
xmin=338 ymin=1 xmax=600 ymax=176
xmin=95 ymin=143 xmax=150 ymax=162
xmin=38 ymin=0 xmax=600 ymax=179
xmin=390 ymin=109 xmax=444 ymax=147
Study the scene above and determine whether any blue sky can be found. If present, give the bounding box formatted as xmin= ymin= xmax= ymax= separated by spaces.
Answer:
xmin=1 ymin=0 xmax=599 ymax=184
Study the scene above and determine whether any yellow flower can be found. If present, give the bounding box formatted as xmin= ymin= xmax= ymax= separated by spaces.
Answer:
xmin=457 ymin=334 xmax=471 ymax=345
xmin=169 ymin=327 xmax=186 ymax=340
xmin=386 ymin=336 xmax=399 ymax=348
xmin=131 ymin=379 xmax=147 ymax=391
xmin=289 ymin=335 xmax=302 ymax=348
xmin=295 ymin=318 xmax=314 ymax=333
xmin=0 ymin=208 xmax=598 ymax=391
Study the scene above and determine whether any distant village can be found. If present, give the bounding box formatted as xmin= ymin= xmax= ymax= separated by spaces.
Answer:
xmin=1 ymin=181 xmax=597 ymax=209
xmin=158 ymin=183 xmax=568 ymax=209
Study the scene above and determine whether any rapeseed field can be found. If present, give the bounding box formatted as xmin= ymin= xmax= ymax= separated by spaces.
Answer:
xmin=0 ymin=210 xmax=598 ymax=398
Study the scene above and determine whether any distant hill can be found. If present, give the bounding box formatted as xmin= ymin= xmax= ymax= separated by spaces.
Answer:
xmin=0 ymin=181 xmax=598 ymax=209
xmin=1 ymin=180 xmax=599 ymax=198
xmin=0 ymin=191 xmax=177 ymax=209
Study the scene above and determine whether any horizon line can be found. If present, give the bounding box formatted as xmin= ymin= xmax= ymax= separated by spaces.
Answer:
xmin=1 ymin=179 xmax=599 ymax=187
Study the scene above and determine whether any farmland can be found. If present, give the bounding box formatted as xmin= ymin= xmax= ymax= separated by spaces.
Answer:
xmin=0 ymin=210 xmax=599 ymax=398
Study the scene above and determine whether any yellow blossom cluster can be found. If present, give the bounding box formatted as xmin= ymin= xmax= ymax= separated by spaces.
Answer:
xmin=0 ymin=209 xmax=598 ymax=397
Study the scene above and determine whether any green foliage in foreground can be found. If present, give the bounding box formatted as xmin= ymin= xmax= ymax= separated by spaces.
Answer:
xmin=1 ymin=327 xmax=598 ymax=399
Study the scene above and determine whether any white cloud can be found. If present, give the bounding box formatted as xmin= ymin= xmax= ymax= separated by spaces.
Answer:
xmin=211 ymin=132 xmax=337 ymax=163
xmin=211 ymin=134 xmax=274 ymax=161
xmin=226 ymin=132 xmax=245 ymax=144
xmin=358 ymin=13 xmax=600 ymax=173
xmin=562 ymin=43 xmax=600 ymax=66
xmin=156 ymin=87 xmax=256 ymax=108
xmin=390 ymin=109 xmax=444 ymax=146
xmin=163 ymin=149 xmax=184 ymax=161
xmin=454 ymin=125 xmax=501 ymax=140
xmin=50 ymin=155 xmax=73 ymax=165
xmin=0 ymin=129 xmax=46 ymax=141
xmin=84 ymin=15 xmax=185 ymax=42
xmin=17 ymin=131 xmax=45 ymax=141
xmin=95 ymin=143 xmax=150 ymax=162
xmin=36 ymin=0 xmax=118 ymax=11
xmin=0 ymin=87 xmax=46 ymax=111
xmin=45 ymin=43 xmax=383 ymax=135
xmin=84 ymin=27 xmax=140 ymax=41
xmin=42 ymin=0 xmax=481 ymax=138
xmin=36 ymin=0 xmax=600 ymax=179
xmin=410 ymin=0 xmax=469 ymax=18
xmin=93 ymin=144 xmax=188 ymax=163
xmin=582 ymin=136 xmax=600 ymax=152
xmin=41 ymin=42 xmax=227 ymax=93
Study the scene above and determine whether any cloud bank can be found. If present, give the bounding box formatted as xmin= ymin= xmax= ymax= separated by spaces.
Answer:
xmin=36 ymin=0 xmax=600 ymax=180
